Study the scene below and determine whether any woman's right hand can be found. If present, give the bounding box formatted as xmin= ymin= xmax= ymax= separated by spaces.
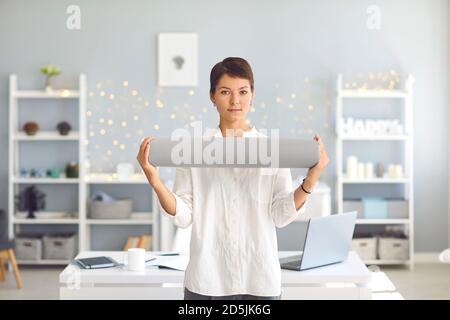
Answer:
xmin=137 ymin=136 xmax=159 ymax=186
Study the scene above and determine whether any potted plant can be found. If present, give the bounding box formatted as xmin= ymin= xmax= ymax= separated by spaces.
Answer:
xmin=56 ymin=121 xmax=72 ymax=135
xmin=23 ymin=121 xmax=39 ymax=135
xmin=40 ymin=64 xmax=61 ymax=93
xmin=15 ymin=185 xmax=46 ymax=219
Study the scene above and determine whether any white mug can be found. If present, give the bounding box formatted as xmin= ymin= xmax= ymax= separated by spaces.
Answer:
xmin=127 ymin=248 xmax=145 ymax=271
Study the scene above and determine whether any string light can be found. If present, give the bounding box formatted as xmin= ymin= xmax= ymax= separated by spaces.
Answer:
xmin=86 ymin=75 xmax=332 ymax=171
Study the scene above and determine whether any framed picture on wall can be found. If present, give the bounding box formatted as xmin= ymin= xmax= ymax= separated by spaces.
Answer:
xmin=157 ymin=33 xmax=198 ymax=87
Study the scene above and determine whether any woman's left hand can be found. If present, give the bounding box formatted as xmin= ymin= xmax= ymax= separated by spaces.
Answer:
xmin=309 ymin=135 xmax=329 ymax=174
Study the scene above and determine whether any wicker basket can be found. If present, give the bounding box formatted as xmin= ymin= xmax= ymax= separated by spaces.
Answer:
xmin=15 ymin=237 xmax=42 ymax=260
xmin=88 ymin=199 xmax=133 ymax=219
xmin=43 ymin=234 xmax=77 ymax=260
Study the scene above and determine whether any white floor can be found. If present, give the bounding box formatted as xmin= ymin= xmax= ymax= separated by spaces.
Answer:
xmin=1 ymin=263 xmax=450 ymax=300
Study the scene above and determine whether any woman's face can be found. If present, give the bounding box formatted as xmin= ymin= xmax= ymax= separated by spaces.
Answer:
xmin=210 ymin=73 xmax=253 ymax=123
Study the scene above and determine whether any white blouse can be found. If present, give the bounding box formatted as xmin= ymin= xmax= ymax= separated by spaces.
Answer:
xmin=161 ymin=127 xmax=306 ymax=297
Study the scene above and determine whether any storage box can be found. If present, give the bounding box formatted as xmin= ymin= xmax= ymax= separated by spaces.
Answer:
xmin=42 ymin=234 xmax=77 ymax=260
xmin=343 ymin=200 xmax=364 ymax=218
xmin=351 ymin=237 xmax=377 ymax=260
xmin=15 ymin=237 xmax=42 ymax=260
xmin=88 ymin=198 xmax=133 ymax=219
xmin=387 ymin=200 xmax=408 ymax=219
xmin=362 ymin=198 xmax=388 ymax=219
xmin=378 ymin=237 xmax=409 ymax=260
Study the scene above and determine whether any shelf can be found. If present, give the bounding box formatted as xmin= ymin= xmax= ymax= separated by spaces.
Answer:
xmin=340 ymin=135 xmax=408 ymax=141
xmin=13 ymin=177 xmax=80 ymax=184
xmin=13 ymin=131 xmax=80 ymax=141
xmin=12 ymin=90 xmax=80 ymax=99
xmin=86 ymin=212 xmax=153 ymax=225
xmin=86 ymin=174 xmax=147 ymax=184
xmin=339 ymin=90 xmax=408 ymax=98
xmin=341 ymin=178 xmax=409 ymax=184
xmin=356 ymin=219 xmax=409 ymax=225
xmin=13 ymin=218 xmax=79 ymax=224
xmin=336 ymin=74 xmax=414 ymax=270
xmin=17 ymin=259 xmax=71 ymax=265
xmin=363 ymin=260 xmax=410 ymax=266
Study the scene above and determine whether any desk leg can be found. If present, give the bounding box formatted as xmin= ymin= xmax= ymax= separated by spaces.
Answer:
xmin=357 ymin=285 xmax=372 ymax=300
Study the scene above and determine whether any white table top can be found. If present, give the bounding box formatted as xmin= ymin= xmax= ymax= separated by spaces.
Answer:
xmin=59 ymin=251 xmax=371 ymax=285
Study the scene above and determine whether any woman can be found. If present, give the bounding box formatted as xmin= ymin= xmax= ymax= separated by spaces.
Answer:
xmin=137 ymin=57 xmax=329 ymax=300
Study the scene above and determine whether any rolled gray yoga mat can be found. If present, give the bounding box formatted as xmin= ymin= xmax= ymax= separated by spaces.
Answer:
xmin=148 ymin=138 xmax=318 ymax=168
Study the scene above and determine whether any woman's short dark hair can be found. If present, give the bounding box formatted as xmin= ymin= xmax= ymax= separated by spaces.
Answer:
xmin=209 ymin=57 xmax=254 ymax=94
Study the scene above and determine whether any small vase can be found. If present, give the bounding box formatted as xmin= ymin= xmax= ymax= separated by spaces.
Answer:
xmin=45 ymin=77 xmax=53 ymax=93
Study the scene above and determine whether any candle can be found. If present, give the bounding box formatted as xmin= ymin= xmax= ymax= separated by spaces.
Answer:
xmin=346 ymin=156 xmax=358 ymax=179
xmin=357 ymin=163 xmax=365 ymax=179
xmin=365 ymin=162 xmax=374 ymax=179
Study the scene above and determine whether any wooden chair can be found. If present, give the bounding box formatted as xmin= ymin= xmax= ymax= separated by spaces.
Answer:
xmin=0 ymin=240 xmax=23 ymax=289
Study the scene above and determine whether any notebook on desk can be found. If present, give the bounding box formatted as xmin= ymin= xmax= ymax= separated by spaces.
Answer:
xmin=147 ymin=255 xmax=189 ymax=271
xmin=74 ymin=256 xmax=120 ymax=269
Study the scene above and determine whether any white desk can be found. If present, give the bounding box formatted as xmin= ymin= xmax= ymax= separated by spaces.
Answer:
xmin=59 ymin=251 xmax=373 ymax=300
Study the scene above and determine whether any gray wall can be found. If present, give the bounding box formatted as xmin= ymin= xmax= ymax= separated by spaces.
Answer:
xmin=0 ymin=0 xmax=448 ymax=252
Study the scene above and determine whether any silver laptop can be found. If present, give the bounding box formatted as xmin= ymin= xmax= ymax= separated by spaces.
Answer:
xmin=280 ymin=211 xmax=357 ymax=271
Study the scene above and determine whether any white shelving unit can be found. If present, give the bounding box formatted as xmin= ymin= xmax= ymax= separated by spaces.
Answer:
xmin=83 ymin=173 xmax=160 ymax=251
xmin=8 ymin=74 xmax=87 ymax=266
xmin=335 ymin=73 xmax=414 ymax=269
xmin=8 ymin=75 xmax=162 ymax=265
